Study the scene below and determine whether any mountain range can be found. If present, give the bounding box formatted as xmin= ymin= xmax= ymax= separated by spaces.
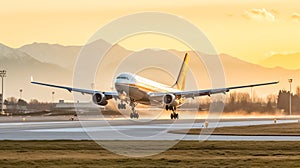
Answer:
xmin=0 ymin=43 xmax=72 ymax=102
xmin=0 ymin=40 xmax=299 ymax=102
xmin=19 ymin=43 xmax=81 ymax=70
xmin=260 ymin=52 xmax=300 ymax=70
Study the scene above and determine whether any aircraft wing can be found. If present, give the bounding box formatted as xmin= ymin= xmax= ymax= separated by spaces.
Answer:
xmin=31 ymin=78 xmax=118 ymax=98
xmin=150 ymin=81 xmax=279 ymax=99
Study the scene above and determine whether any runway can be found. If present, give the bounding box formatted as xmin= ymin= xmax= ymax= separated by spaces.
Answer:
xmin=0 ymin=117 xmax=300 ymax=141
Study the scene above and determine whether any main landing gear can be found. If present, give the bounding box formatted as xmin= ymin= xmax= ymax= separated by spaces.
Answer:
xmin=129 ymin=99 xmax=139 ymax=119
xmin=165 ymin=105 xmax=179 ymax=120
xmin=117 ymin=99 xmax=139 ymax=119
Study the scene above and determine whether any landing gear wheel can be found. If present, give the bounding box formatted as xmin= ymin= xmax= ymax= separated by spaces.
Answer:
xmin=118 ymin=103 xmax=126 ymax=109
xmin=170 ymin=113 xmax=179 ymax=119
xmin=135 ymin=113 xmax=139 ymax=119
xmin=130 ymin=112 xmax=134 ymax=119
xmin=174 ymin=113 xmax=179 ymax=119
xmin=130 ymin=112 xmax=139 ymax=119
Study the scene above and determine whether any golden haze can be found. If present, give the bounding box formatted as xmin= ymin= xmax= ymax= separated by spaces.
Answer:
xmin=0 ymin=0 xmax=300 ymax=68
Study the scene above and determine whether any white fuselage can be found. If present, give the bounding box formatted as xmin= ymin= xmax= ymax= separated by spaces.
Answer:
xmin=114 ymin=72 xmax=180 ymax=105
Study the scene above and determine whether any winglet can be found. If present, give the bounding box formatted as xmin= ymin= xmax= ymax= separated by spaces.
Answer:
xmin=30 ymin=76 xmax=33 ymax=82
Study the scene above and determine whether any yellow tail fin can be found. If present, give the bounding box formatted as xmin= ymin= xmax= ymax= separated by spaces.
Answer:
xmin=172 ymin=53 xmax=190 ymax=90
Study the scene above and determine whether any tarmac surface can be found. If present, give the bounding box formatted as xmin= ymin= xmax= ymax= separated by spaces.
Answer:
xmin=0 ymin=116 xmax=300 ymax=141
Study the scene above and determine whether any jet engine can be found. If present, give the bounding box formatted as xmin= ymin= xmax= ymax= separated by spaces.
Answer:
xmin=92 ymin=93 xmax=108 ymax=106
xmin=163 ymin=94 xmax=176 ymax=105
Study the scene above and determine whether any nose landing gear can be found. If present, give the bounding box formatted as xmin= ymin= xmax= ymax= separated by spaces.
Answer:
xmin=129 ymin=99 xmax=139 ymax=119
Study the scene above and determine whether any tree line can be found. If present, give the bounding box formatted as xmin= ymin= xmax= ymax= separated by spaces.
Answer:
xmin=277 ymin=86 xmax=300 ymax=114
xmin=198 ymin=86 xmax=300 ymax=115
xmin=4 ymin=97 xmax=54 ymax=111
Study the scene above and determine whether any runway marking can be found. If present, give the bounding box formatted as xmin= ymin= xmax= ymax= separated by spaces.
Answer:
xmin=0 ymin=121 xmax=79 ymax=126
xmin=24 ymin=120 xmax=298 ymax=133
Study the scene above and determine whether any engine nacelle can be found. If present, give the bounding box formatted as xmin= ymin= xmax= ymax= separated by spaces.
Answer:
xmin=92 ymin=93 xmax=108 ymax=106
xmin=163 ymin=94 xmax=176 ymax=105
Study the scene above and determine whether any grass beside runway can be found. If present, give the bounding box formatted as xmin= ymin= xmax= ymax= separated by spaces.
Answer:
xmin=0 ymin=140 xmax=300 ymax=167
xmin=171 ymin=122 xmax=300 ymax=136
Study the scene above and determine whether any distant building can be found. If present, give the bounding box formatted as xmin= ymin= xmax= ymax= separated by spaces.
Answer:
xmin=3 ymin=98 xmax=27 ymax=113
xmin=55 ymin=100 xmax=104 ymax=112
xmin=5 ymin=104 xmax=27 ymax=113
xmin=0 ymin=93 xmax=3 ymax=111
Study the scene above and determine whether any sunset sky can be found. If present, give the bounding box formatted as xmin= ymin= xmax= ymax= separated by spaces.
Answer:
xmin=1 ymin=0 xmax=300 ymax=66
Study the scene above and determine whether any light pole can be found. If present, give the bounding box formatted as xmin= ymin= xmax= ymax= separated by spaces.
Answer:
xmin=288 ymin=78 xmax=293 ymax=115
xmin=251 ymin=87 xmax=253 ymax=103
xmin=19 ymin=89 xmax=23 ymax=99
xmin=0 ymin=70 xmax=6 ymax=115
xmin=52 ymin=91 xmax=55 ymax=103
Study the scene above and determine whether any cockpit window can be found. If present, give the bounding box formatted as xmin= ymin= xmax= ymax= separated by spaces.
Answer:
xmin=117 ymin=76 xmax=129 ymax=80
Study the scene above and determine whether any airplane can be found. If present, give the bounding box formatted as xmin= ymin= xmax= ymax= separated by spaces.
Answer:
xmin=31 ymin=53 xmax=279 ymax=119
